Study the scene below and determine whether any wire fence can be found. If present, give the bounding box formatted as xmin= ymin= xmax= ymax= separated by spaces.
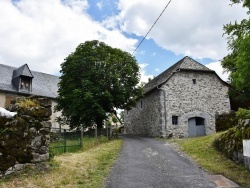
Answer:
xmin=49 ymin=128 xmax=83 ymax=155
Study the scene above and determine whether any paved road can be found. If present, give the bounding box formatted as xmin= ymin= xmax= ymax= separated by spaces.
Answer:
xmin=106 ymin=135 xmax=216 ymax=188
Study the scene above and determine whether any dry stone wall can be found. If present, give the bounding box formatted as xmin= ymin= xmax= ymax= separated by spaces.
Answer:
xmin=0 ymin=97 xmax=51 ymax=176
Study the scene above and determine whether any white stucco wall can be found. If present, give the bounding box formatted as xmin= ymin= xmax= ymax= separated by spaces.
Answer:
xmin=51 ymin=100 xmax=69 ymax=130
xmin=0 ymin=92 xmax=6 ymax=107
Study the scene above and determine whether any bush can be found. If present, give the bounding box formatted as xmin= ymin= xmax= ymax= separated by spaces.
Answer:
xmin=215 ymin=111 xmax=239 ymax=132
xmin=236 ymin=108 xmax=250 ymax=119
xmin=214 ymin=120 xmax=250 ymax=162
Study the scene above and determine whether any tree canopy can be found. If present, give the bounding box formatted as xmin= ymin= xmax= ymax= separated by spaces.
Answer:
xmin=55 ymin=40 xmax=142 ymax=129
xmin=221 ymin=0 xmax=250 ymax=100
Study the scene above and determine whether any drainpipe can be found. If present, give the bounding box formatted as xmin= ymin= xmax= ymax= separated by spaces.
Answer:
xmin=157 ymin=86 xmax=167 ymax=138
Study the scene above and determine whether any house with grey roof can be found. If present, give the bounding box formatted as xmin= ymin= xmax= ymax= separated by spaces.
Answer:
xmin=124 ymin=56 xmax=231 ymax=138
xmin=0 ymin=63 xmax=62 ymax=129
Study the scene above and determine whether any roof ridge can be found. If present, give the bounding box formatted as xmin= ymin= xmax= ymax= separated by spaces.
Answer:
xmin=143 ymin=56 xmax=215 ymax=94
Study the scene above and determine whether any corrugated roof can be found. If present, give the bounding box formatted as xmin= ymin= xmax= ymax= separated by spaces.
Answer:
xmin=0 ymin=63 xmax=59 ymax=99
xmin=143 ymin=56 xmax=215 ymax=94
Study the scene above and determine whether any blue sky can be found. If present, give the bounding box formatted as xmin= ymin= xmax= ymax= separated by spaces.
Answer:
xmin=0 ymin=0 xmax=248 ymax=82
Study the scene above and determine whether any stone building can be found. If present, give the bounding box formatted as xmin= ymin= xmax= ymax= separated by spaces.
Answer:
xmin=0 ymin=63 xmax=64 ymax=129
xmin=124 ymin=56 xmax=231 ymax=138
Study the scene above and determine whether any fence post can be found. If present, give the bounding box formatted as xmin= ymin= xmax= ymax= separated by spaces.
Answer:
xmin=80 ymin=126 xmax=83 ymax=149
xmin=64 ymin=129 xmax=66 ymax=153
xmin=95 ymin=124 xmax=97 ymax=138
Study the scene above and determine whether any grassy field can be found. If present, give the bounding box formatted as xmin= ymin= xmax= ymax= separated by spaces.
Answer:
xmin=0 ymin=138 xmax=123 ymax=188
xmin=168 ymin=133 xmax=250 ymax=187
xmin=50 ymin=136 xmax=109 ymax=155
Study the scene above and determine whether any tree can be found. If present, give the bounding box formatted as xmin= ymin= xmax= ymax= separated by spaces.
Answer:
xmin=55 ymin=40 xmax=142 ymax=129
xmin=119 ymin=111 xmax=125 ymax=124
xmin=221 ymin=0 xmax=250 ymax=100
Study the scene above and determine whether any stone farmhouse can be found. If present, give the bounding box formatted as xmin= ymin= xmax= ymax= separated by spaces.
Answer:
xmin=0 ymin=63 xmax=63 ymax=129
xmin=124 ymin=56 xmax=231 ymax=138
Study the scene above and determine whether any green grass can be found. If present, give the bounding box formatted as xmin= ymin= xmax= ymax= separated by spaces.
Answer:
xmin=50 ymin=136 xmax=109 ymax=156
xmin=168 ymin=133 xmax=250 ymax=187
xmin=0 ymin=138 xmax=122 ymax=188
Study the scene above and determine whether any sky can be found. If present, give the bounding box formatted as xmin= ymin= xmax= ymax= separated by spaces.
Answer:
xmin=0 ymin=0 xmax=248 ymax=82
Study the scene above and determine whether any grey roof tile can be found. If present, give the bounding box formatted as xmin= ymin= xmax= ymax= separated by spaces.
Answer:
xmin=143 ymin=56 xmax=214 ymax=94
xmin=0 ymin=63 xmax=59 ymax=99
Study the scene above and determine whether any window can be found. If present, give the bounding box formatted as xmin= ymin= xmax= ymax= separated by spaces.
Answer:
xmin=172 ymin=116 xmax=178 ymax=125
xmin=20 ymin=78 xmax=31 ymax=90
xmin=192 ymin=79 xmax=196 ymax=84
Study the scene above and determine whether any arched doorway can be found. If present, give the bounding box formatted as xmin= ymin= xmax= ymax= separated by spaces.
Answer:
xmin=188 ymin=117 xmax=205 ymax=137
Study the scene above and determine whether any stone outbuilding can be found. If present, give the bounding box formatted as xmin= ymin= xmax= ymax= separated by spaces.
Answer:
xmin=124 ymin=56 xmax=231 ymax=138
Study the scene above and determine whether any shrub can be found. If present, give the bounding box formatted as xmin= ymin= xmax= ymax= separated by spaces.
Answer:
xmin=215 ymin=111 xmax=239 ymax=132
xmin=236 ymin=108 xmax=250 ymax=119
xmin=214 ymin=120 xmax=250 ymax=162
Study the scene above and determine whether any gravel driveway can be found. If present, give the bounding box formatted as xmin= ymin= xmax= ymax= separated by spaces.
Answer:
xmin=106 ymin=135 xmax=216 ymax=188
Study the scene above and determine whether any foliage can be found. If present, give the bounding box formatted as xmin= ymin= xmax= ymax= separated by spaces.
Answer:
xmin=119 ymin=111 xmax=125 ymax=124
xmin=111 ymin=115 xmax=118 ymax=124
xmin=16 ymin=98 xmax=40 ymax=109
xmin=215 ymin=111 xmax=239 ymax=132
xmin=169 ymin=133 xmax=250 ymax=187
xmin=56 ymin=40 xmax=142 ymax=129
xmin=214 ymin=121 xmax=250 ymax=160
xmin=236 ymin=108 xmax=250 ymax=119
xmin=221 ymin=0 xmax=250 ymax=100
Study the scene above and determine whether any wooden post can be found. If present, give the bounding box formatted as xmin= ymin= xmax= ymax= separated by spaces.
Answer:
xmin=80 ymin=126 xmax=83 ymax=149
xmin=95 ymin=124 xmax=97 ymax=138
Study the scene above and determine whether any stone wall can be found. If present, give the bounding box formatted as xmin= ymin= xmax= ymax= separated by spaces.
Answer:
xmin=0 ymin=97 xmax=51 ymax=176
xmin=125 ymin=71 xmax=231 ymax=138
xmin=164 ymin=71 xmax=230 ymax=137
xmin=125 ymin=89 xmax=163 ymax=137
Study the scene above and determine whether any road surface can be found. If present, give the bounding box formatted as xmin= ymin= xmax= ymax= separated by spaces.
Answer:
xmin=106 ymin=135 xmax=216 ymax=188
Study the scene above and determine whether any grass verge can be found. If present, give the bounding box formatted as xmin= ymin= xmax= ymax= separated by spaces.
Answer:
xmin=0 ymin=138 xmax=122 ymax=188
xmin=168 ymin=133 xmax=250 ymax=187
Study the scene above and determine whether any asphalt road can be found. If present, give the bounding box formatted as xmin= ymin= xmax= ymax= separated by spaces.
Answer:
xmin=106 ymin=135 xmax=216 ymax=188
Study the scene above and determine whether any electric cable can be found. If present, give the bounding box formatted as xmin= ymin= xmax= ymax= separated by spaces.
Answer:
xmin=132 ymin=0 xmax=172 ymax=56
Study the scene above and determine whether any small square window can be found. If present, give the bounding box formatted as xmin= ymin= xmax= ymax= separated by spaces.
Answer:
xmin=192 ymin=79 xmax=196 ymax=84
xmin=172 ymin=116 xmax=178 ymax=125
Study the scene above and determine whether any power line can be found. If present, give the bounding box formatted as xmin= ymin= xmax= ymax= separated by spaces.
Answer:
xmin=132 ymin=0 xmax=172 ymax=56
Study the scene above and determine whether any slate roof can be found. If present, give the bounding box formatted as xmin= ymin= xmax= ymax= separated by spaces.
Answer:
xmin=0 ymin=63 xmax=59 ymax=99
xmin=143 ymin=56 xmax=216 ymax=94
xmin=12 ymin=64 xmax=34 ymax=79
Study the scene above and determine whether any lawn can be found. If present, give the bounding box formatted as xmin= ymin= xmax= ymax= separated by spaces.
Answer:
xmin=0 ymin=138 xmax=123 ymax=188
xmin=168 ymin=133 xmax=250 ymax=187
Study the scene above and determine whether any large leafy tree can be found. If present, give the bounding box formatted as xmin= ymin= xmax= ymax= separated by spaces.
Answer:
xmin=221 ymin=0 xmax=250 ymax=100
xmin=55 ymin=40 xmax=142 ymax=129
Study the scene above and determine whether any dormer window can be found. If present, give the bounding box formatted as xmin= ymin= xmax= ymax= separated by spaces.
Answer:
xmin=12 ymin=64 xmax=34 ymax=93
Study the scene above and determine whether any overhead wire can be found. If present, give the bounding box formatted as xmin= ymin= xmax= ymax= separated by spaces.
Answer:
xmin=132 ymin=0 xmax=172 ymax=56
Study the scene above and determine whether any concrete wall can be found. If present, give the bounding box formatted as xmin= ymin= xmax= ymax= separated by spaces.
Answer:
xmin=125 ymin=71 xmax=231 ymax=138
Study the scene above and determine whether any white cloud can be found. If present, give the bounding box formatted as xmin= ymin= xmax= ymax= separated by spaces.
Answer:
xmin=139 ymin=63 xmax=153 ymax=83
xmin=116 ymin=0 xmax=248 ymax=60
xmin=206 ymin=61 xmax=230 ymax=81
xmin=155 ymin=68 xmax=160 ymax=72
xmin=0 ymin=0 xmax=137 ymax=74
xmin=97 ymin=1 xmax=103 ymax=10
